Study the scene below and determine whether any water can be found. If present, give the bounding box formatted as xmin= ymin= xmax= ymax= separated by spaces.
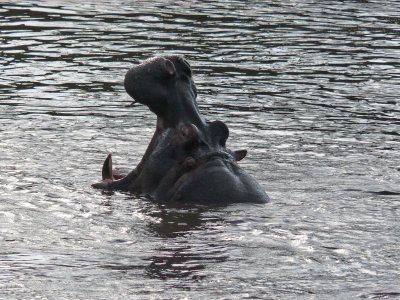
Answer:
xmin=1 ymin=0 xmax=399 ymax=299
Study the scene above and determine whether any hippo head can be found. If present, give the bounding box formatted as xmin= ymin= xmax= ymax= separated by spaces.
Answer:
xmin=149 ymin=123 xmax=268 ymax=203
xmin=93 ymin=56 xmax=269 ymax=204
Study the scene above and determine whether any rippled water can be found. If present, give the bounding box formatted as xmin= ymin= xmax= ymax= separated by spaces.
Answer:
xmin=1 ymin=0 xmax=399 ymax=299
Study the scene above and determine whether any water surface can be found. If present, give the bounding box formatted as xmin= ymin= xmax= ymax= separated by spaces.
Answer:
xmin=1 ymin=0 xmax=399 ymax=299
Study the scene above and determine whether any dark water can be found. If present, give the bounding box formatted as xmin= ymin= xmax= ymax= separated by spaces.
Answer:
xmin=1 ymin=0 xmax=399 ymax=299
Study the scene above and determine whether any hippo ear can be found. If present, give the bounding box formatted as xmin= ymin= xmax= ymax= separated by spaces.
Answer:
xmin=208 ymin=120 xmax=229 ymax=146
xmin=233 ymin=150 xmax=247 ymax=161
xmin=102 ymin=153 xmax=114 ymax=180
xmin=164 ymin=59 xmax=176 ymax=76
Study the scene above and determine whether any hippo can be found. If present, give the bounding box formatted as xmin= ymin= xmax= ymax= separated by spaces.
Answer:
xmin=92 ymin=56 xmax=269 ymax=203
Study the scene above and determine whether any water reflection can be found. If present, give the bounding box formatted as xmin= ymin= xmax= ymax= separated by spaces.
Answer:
xmin=95 ymin=197 xmax=229 ymax=280
xmin=145 ymin=202 xmax=228 ymax=280
xmin=147 ymin=203 xmax=208 ymax=239
xmin=146 ymin=246 xmax=206 ymax=280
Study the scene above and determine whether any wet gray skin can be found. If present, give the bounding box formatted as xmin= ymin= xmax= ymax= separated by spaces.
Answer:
xmin=92 ymin=56 xmax=269 ymax=203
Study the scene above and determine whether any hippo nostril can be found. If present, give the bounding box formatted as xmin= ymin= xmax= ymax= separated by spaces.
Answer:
xmin=183 ymin=157 xmax=196 ymax=169
xmin=164 ymin=59 xmax=176 ymax=76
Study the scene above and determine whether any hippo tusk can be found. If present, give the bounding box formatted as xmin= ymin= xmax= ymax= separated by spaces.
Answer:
xmin=102 ymin=153 xmax=114 ymax=180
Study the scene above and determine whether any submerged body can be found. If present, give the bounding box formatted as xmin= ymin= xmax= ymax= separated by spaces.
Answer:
xmin=93 ymin=56 xmax=269 ymax=203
